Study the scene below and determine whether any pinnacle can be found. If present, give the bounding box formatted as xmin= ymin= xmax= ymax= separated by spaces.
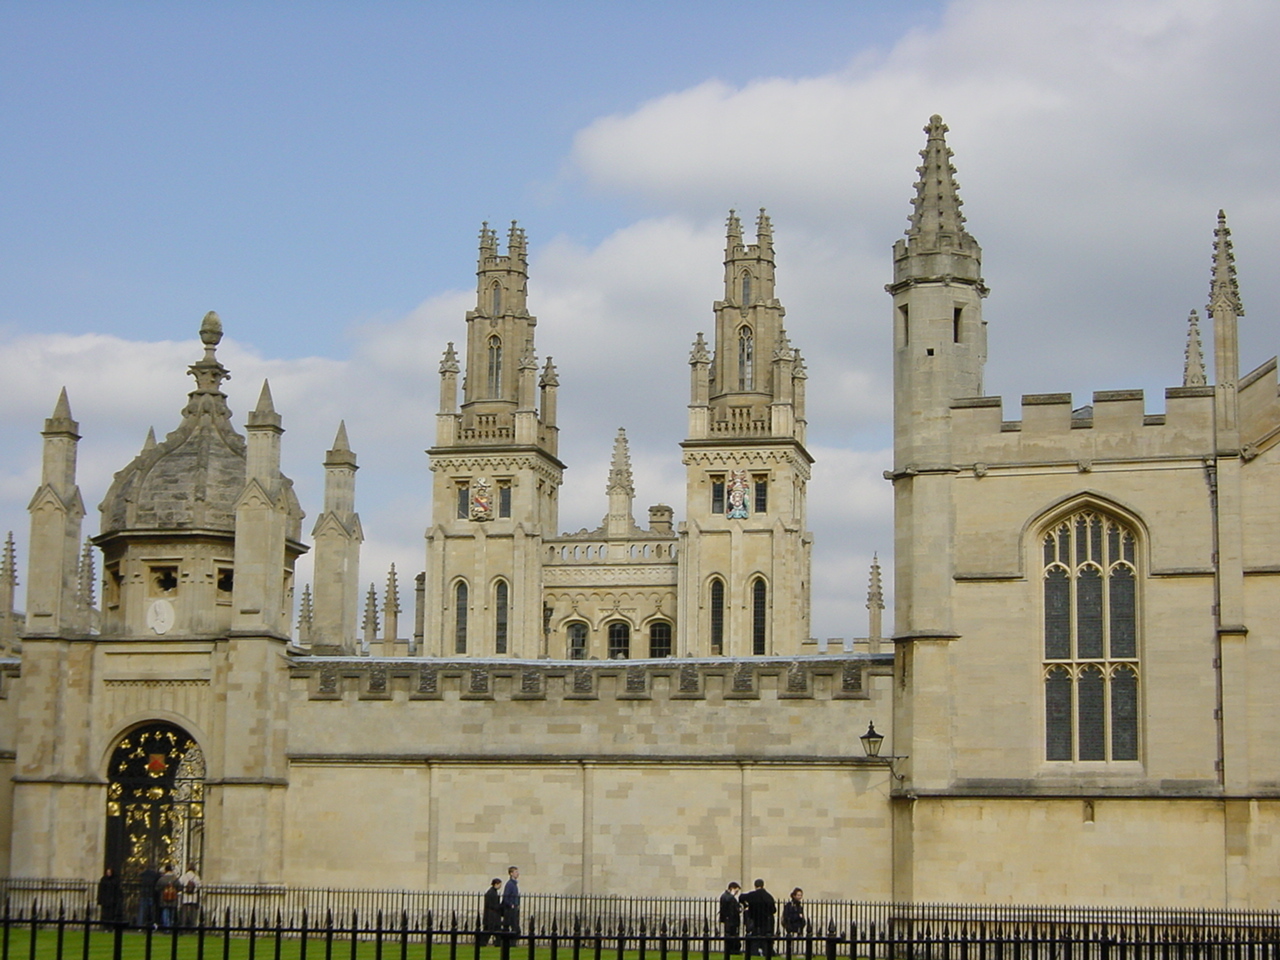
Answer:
xmin=1208 ymin=210 xmax=1243 ymax=317
xmin=332 ymin=420 xmax=351 ymax=451
xmin=143 ymin=427 xmax=157 ymax=452
xmin=907 ymin=113 xmax=968 ymax=242
xmin=254 ymin=380 xmax=276 ymax=416
xmin=1183 ymin=310 xmax=1207 ymax=387
xmin=607 ymin=427 xmax=635 ymax=497
xmin=51 ymin=387 xmax=73 ymax=421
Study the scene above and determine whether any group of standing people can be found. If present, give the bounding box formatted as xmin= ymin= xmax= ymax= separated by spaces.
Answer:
xmin=479 ymin=866 xmax=522 ymax=946
xmin=96 ymin=862 xmax=201 ymax=929
xmin=719 ymin=880 xmax=806 ymax=957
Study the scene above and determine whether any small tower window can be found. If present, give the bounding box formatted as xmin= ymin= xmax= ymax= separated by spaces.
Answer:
xmin=487 ymin=336 xmax=503 ymax=398
xmin=607 ymin=621 xmax=630 ymax=659
xmin=491 ymin=281 xmax=502 ymax=316
xmin=710 ymin=475 xmax=726 ymax=514
xmin=494 ymin=580 xmax=509 ymax=655
xmin=454 ymin=581 xmax=469 ymax=654
xmin=753 ymin=475 xmax=768 ymax=514
xmin=738 ymin=326 xmax=754 ymax=391
xmin=953 ymin=306 xmax=963 ymax=343
xmin=150 ymin=566 xmax=178 ymax=597
xmin=567 ymin=622 xmax=588 ymax=660
xmin=648 ymin=620 xmax=672 ymax=658
xmin=899 ymin=304 xmax=910 ymax=346
xmin=498 ymin=483 xmax=512 ymax=518
xmin=751 ymin=577 xmax=767 ymax=655
xmin=741 ymin=271 xmax=753 ymax=306
xmin=709 ymin=578 xmax=725 ymax=655
xmin=456 ymin=483 xmax=470 ymax=519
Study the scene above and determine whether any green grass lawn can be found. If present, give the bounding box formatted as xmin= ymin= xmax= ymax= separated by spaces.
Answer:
xmin=0 ymin=929 xmax=760 ymax=960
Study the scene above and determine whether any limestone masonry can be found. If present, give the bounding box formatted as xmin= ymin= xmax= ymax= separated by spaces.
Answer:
xmin=0 ymin=116 xmax=1276 ymax=907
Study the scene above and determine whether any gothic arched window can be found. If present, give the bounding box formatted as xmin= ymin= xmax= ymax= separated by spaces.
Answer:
xmin=709 ymin=578 xmax=725 ymax=655
xmin=607 ymin=621 xmax=630 ymax=659
xmin=567 ymin=622 xmax=588 ymax=660
xmin=494 ymin=580 xmax=509 ymax=655
xmin=751 ymin=577 xmax=767 ymax=655
xmin=487 ymin=336 xmax=503 ymax=398
xmin=741 ymin=271 xmax=753 ymax=306
xmin=648 ymin=620 xmax=672 ymax=658
xmin=738 ymin=326 xmax=754 ymax=391
xmin=454 ymin=580 xmax=469 ymax=654
xmin=1042 ymin=509 xmax=1140 ymax=761
xmin=491 ymin=281 xmax=502 ymax=316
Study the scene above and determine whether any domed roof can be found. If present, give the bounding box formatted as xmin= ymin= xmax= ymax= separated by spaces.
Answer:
xmin=99 ymin=313 xmax=301 ymax=538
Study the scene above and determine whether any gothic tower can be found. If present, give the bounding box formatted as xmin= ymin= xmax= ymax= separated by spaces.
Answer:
xmin=677 ymin=210 xmax=813 ymax=656
xmin=425 ymin=222 xmax=564 ymax=657
xmin=888 ymin=116 xmax=987 ymax=795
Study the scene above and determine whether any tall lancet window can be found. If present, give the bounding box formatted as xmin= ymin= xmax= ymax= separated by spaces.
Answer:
xmin=487 ymin=336 xmax=503 ymax=398
xmin=491 ymin=281 xmax=502 ymax=316
xmin=738 ymin=326 xmax=754 ymax=391
xmin=1042 ymin=509 xmax=1140 ymax=762
xmin=494 ymin=580 xmax=509 ymax=654
xmin=741 ymin=271 xmax=753 ymax=306
xmin=751 ymin=578 xmax=767 ymax=655
xmin=454 ymin=581 xmax=469 ymax=654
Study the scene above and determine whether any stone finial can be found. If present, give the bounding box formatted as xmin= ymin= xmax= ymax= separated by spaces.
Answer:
xmin=867 ymin=554 xmax=884 ymax=610
xmin=142 ymin=427 xmax=157 ymax=452
xmin=539 ymin=356 xmax=559 ymax=388
xmin=507 ymin=220 xmax=527 ymax=263
xmin=0 ymin=532 xmax=17 ymax=650
xmin=1208 ymin=210 xmax=1243 ymax=319
xmin=187 ymin=313 xmax=231 ymax=398
xmin=793 ymin=350 xmax=808 ymax=379
xmin=440 ymin=342 xmax=460 ymax=375
xmin=1183 ymin=310 xmax=1207 ymax=387
xmin=297 ymin=584 xmax=313 ymax=644
xmin=908 ymin=115 xmax=968 ymax=241
xmin=478 ymin=222 xmax=498 ymax=261
xmin=77 ymin=539 xmax=96 ymax=612
xmin=725 ymin=209 xmax=743 ymax=254
xmin=756 ymin=208 xmax=773 ymax=248
xmin=519 ymin=343 xmax=538 ymax=371
xmin=689 ymin=332 xmax=711 ymax=364
xmin=362 ymin=583 xmax=379 ymax=652
xmin=44 ymin=388 xmax=79 ymax=437
xmin=607 ymin=428 xmax=635 ymax=498
xmin=773 ymin=329 xmax=794 ymax=361
xmin=332 ymin=420 xmax=351 ymax=453
xmin=247 ymin=379 xmax=281 ymax=429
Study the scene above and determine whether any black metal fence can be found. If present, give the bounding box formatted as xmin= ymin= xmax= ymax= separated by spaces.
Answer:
xmin=2 ymin=899 xmax=1280 ymax=960
xmin=3 ymin=881 xmax=1280 ymax=960
xmin=5 ymin=880 xmax=1280 ymax=940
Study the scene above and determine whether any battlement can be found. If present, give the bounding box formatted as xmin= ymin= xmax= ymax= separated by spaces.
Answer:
xmin=545 ymin=537 xmax=678 ymax=564
xmin=290 ymin=653 xmax=888 ymax=702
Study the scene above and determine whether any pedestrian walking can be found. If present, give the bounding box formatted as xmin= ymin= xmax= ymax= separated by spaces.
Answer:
xmin=501 ymin=866 xmax=521 ymax=940
xmin=738 ymin=879 xmax=776 ymax=959
xmin=479 ymin=878 xmax=502 ymax=946
xmin=719 ymin=882 xmax=743 ymax=954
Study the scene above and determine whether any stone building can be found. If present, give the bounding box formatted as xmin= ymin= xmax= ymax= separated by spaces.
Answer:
xmin=0 ymin=116 xmax=1276 ymax=908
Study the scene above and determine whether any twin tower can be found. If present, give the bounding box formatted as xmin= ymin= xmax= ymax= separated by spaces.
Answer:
xmin=423 ymin=212 xmax=812 ymax=659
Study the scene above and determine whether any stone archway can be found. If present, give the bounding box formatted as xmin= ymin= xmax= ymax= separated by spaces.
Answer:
xmin=104 ymin=722 xmax=206 ymax=884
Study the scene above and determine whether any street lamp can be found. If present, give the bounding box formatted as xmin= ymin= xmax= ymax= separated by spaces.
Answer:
xmin=859 ymin=721 xmax=906 ymax=782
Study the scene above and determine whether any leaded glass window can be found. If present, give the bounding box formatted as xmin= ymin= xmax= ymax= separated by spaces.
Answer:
xmin=1042 ymin=509 xmax=1140 ymax=762
xmin=649 ymin=621 xmax=672 ymax=658
xmin=738 ymin=326 xmax=754 ymax=390
xmin=494 ymin=580 xmax=508 ymax=655
xmin=487 ymin=336 xmax=502 ymax=398
xmin=567 ymin=622 xmax=587 ymax=660
xmin=607 ymin=621 xmax=630 ymax=659
xmin=751 ymin=578 xmax=767 ymax=655
xmin=709 ymin=578 xmax=725 ymax=655
xmin=454 ymin=581 xmax=468 ymax=654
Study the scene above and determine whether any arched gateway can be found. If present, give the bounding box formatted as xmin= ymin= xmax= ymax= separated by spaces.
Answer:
xmin=104 ymin=722 xmax=206 ymax=882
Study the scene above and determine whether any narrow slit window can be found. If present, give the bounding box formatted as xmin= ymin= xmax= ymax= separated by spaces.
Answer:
xmin=454 ymin=581 xmax=468 ymax=654
xmin=494 ymin=581 xmax=508 ymax=654
xmin=710 ymin=579 xmax=725 ymax=655
xmin=738 ymin=326 xmax=754 ymax=390
xmin=487 ymin=336 xmax=503 ymax=398
xmin=751 ymin=578 xmax=767 ymax=655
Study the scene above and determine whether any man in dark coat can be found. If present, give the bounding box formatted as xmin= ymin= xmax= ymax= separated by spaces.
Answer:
xmin=96 ymin=868 xmax=122 ymax=928
xmin=718 ymin=882 xmax=742 ymax=954
xmin=136 ymin=864 xmax=161 ymax=928
xmin=500 ymin=866 xmax=521 ymax=940
xmin=738 ymin=879 xmax=776 ymax=959
xmin=479 ymin=878 xmax=503 ymax=946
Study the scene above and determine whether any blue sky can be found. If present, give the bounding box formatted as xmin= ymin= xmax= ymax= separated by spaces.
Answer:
xmin=2 ymin=1 xmax=1277 ymax=641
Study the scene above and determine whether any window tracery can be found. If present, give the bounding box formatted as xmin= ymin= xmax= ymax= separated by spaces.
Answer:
xmin=1042 ymin=509 xmax=1139 ymax=761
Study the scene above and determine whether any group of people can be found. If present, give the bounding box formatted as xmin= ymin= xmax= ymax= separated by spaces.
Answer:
xmin=720 ymin=881 xmax=806 ymax=957
xmin=96 ymin=862 xmax=202 ymax=929
xmin=479 ymin=866 xmax=522 ymax=945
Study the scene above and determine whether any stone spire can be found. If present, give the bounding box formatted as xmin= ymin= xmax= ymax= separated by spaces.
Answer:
xmin=310 ymin=421 xmax=362 ymax=655
xmin=755 ymin=208 xmax=773 ymax=256
xmin=1183 ymin=310 xmax=1207 ymax=387
xmin=382 ymin=564 xmax=400 ymax=657
xmin=0 ymin=532 xmax=17 ymax=652
xmin=77 ymin=539 xmax=97 ymax=625
xmin=296 ymin=584 xmax=313 ymax=645
xmin=908 ymin=115 xmax=968 ymax=244
xmin=725 ymin=209 xmax=743 ymax=257
xmin=362 ymin=583 xmax=378 ymax=654
xmin=866 ymin=554 xmax=884 ymax=653
xmin=1208 ymin=210 xmax=1242 ymax=388
xmin=605 ymin=428 xmax=637 ymax=538
xmin=26 ymin=388 xmax=85 ymax=637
